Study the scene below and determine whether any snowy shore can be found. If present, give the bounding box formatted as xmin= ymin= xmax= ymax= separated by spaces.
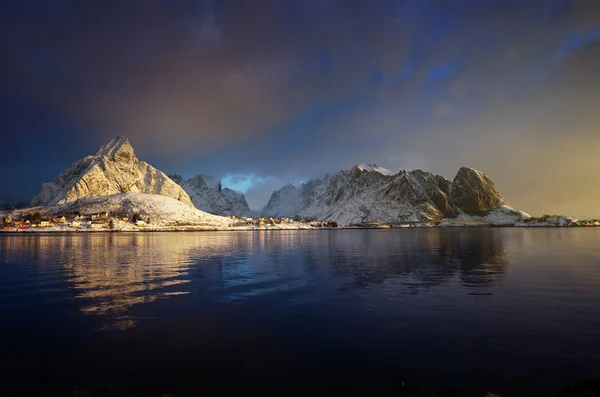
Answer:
xmin=2 ymin=219 xmax=599 ymax=233
xmin=2 ymin=193 xmax=598 ymax=233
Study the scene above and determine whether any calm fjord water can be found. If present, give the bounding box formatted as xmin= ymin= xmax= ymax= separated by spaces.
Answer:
xmin=1 ymin=229 xmax=600 ymax=396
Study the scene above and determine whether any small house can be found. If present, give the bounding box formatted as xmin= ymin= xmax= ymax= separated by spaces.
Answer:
xmin=136 ymin=220 xmax=146 ymax=227
xmin=39 ymin=220 xmax=52 ymax=227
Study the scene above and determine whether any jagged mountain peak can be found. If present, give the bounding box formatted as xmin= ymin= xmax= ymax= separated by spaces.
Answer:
xmin=169 ymin=174 xmax=250 ymax=217
xmin=188 ymin=174 xmax=220 ymax=190
xmin=354 ymin=163 xmax=392 ymax=175
xmin=93 ymin=136 xmax=138 ymax=164
xmin=450 ymin=166 xmax=507 ymax=216
xmin=262 ymin=165 xmax=526 ymax=224
xmin=167 ymin=174 xmax=183 ymax=184
xmin=455 ymin=166 xmax=487 ymax=180
xmin=30 ymin=137 xmax=193 ymax=207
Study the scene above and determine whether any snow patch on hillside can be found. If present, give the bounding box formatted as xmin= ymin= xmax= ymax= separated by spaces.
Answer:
xmin=45 ymin=193 xmax=232 ymax=226
xmin=457 ymin=206 xmax=530 ymax=225
xmin=355 ymin=163 xmax=393 ymax=175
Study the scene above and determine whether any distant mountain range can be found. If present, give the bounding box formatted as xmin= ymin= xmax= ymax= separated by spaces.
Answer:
xmin=262 ymin=163 xmax=528 ymax=224
xmin=168 ymin=174 xmax=251 ymax=217
xmin=0 ymin=196 xmax=28 ymax=211
xmin=23 ymin=136 xmax=529 ymax=224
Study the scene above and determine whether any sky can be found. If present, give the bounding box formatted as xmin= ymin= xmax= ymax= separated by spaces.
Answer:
xmin=1 ymin=0 xmax=599 ymax=217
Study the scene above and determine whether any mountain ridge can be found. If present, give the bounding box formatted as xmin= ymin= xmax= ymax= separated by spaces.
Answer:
xmin=26 ymin=136 xmax=528 ymax=225
xmin=262 ymin=164 xmax=528 ymax=224
xmin=168 ymin=174 xmax=251 ymax=217
xmin=30 ymin=137 xmax=194 ymax=207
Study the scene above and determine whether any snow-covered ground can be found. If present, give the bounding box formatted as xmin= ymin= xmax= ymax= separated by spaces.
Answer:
xmin=49 ymin=193 xmax=232 ymax=227
xmin=1 ymin=194 xmax=326 ymax=232
xmin=455 ymin=206 xmax=531 ymax=225
xmin=515 ymin=215 xmax=581 ymax=227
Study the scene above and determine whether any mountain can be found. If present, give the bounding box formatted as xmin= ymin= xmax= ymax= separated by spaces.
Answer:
xmin=262 ymin=165 xmax=528 ymax=224
xmin=169 ymin=174 xmax=251 ymax=217
xmin=30 ymin=137 xmax=193 ymax=207
xmin=0 ymin=196 xmax=28 ymax=211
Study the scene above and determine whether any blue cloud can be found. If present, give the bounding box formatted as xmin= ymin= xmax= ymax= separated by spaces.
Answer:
xmin=427 ymin=62 xmax=461 ymax=83
xmin=556 ymin=26 xmax=600 ymax=57
xmin=221 ymin=174 xmax=271 ymax=194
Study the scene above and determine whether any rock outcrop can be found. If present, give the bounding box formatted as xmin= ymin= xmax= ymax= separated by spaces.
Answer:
xmin=450 ymin=167 xmax=506 ymax=216
xmin=169 ymin=174 xmax=251 ymax=217
xmin=262 ymin=165 xmax=527 ymax=224
xmin=30 ymin=137 xmax=193 ymax=207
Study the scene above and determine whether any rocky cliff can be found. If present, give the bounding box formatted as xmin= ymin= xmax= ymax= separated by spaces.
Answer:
xmin=262 ymin=165 xmax=528 ymax=224
xmin=169 ymin=174 xmax=251 ymax=217
xmin=30 ymin=137 xmax=193 ymax=207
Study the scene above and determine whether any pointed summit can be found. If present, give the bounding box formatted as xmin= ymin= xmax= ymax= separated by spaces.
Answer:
xmin=450 ymin=167 xmax=507 ymax=216
xmin=30 ymin=136 xmax=193 ymax=207
xmin=96 ymin=136 xmax=132 ymax=154
xmin=354 ymin=163 xmax=392 ymax=175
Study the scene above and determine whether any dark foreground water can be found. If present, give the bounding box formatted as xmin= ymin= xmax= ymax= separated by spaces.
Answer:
xmin=1 ymin=229 xmax=600 ymax=396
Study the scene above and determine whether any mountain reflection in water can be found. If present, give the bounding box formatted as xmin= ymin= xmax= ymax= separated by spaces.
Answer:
xmin=2 ymin=229 xmax=600 ymax=397
xmin=0 ymin=230 xmax=510 ymax=329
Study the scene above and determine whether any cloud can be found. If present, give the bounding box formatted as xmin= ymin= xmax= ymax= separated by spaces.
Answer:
xmin=2 ymin=0 xmax=600 ymax=216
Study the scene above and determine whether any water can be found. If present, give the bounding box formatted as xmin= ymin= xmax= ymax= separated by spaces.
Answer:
xmin=1 ymin=229 xmax=600 ymax=396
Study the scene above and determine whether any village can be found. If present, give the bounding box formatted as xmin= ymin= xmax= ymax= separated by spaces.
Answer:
xmin=2 ymin=207 xmax=600 ymax=232
xmin=1 ymin=211 xmax=143 ymax=231
xmin=0 ymin=210 xmax=340 ymax=232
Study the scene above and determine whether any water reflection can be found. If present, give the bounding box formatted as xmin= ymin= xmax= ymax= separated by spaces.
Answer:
xmin=0 ymin=230 xmax=512 ymax=329
xmin=293 ymin=229 xmax=508 ymax=294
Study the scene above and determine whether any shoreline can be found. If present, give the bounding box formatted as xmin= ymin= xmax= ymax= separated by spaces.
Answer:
xmin=2 ymin=224 xmax=599 ymax=234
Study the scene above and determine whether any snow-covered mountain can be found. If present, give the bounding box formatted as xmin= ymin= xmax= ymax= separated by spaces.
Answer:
xmin=30 ymin=137 xmax=193 ymax=207
xmin=0 ymin=197 xmax=13 ymax=211
xmin=262 ymin=165 xmax=528 ymax=224
xmin=169 ymin=174 xmax=251 ymax=217
xmin=0 ymin=196 xmax=27 ymax=211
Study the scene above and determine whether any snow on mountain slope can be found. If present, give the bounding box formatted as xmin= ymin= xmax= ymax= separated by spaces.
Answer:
xmin=262 ymin=164 xmax=527 ymax=224
xmin=515 ymin=214 xmax=579 ymax=227
xmin=260 ymin=183 xmax=301 ymax=218
xmin=30 ymin=137 xmax=193 ymax=207
xmin=38 ymin=193 xmax=231 ymax=226
xmin=169 ymin=174 xmax=251 ymax=217
xmin=355 ymin=163 xmax=393 ymax=175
